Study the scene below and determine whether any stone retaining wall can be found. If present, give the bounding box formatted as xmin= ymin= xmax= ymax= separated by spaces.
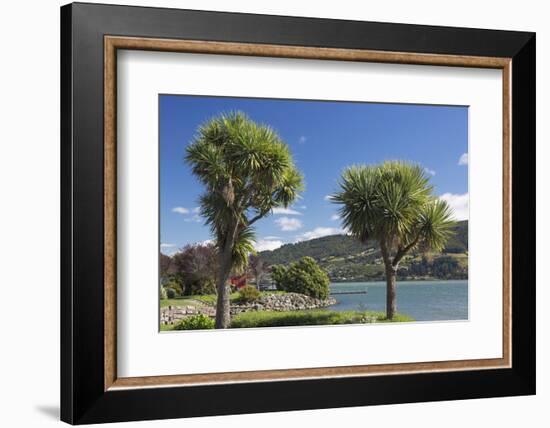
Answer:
xmin=160 ymin=304 xmax=215 ymax=325
xmin=230 ymin=293 xmax=337 ymax=315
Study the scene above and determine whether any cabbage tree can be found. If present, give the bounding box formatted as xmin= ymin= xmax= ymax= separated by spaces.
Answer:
xmin=331 ymin=161 xmax=455 ymax=319
xmin=186 ymin=112 xmax=303 ymax=328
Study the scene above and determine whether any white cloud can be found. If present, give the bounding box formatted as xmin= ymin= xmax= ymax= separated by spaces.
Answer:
xmin=173 ymin=206 xmax=202 ymax=221
xmin=272 ymin=207 xmax=302 ymax=215
xmin=275 ymin=216 xmax=303 ymax=231
xmin=424 ymin=167 xmax=436 ymax=176
xmin=331 ymin=214 xmax=340 ymax=221
xmin=324 ymin=194 xmax=332 ymax=201
xmin=439 ymin=192 xmax=469 ymax=220
xmin=254 ymin=237 xmax=284 ymax=252
xmin=295 ymin=227 xmax=345 ymax=242
xmin=263 ymin=235 xmax=281 ymax=240
xmin=172 ymin=207 xmax=189 ymax=214
xmin=162 ymin=248 xmax=178 ymax=256
xmin=184 ymin=214 xmax=202 ymax=223
xmin=299 ymin=205 xmax=307 ymax=210
xmin=458 ymin=153 xmax=468 ymax=166
xmin=298 ymin=136 xmax=307 ymax=144
xmin=160 ymin=243 xmax=175 ymax=248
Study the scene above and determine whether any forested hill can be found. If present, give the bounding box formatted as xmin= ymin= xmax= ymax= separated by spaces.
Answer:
xmin=260 ymin=234 xmax=371 ymax=266
xmin=259 ymin=221 xmax=468 ymax=282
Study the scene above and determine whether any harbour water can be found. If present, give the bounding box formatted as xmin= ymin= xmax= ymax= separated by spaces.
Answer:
xmin=329 ymin=280 xmax=468 ymax=321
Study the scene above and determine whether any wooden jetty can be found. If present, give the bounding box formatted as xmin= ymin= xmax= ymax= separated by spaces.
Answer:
xmin=331 ymin=289 xmax=368 ymax=295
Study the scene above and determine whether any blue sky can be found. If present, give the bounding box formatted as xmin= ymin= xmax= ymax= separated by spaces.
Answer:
xmin=160 ymin=95 xmax=468 ymax=254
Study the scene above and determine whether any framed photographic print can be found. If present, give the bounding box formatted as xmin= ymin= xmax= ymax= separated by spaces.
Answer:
xmin=60 ymin=2 xmax=535 ymax=424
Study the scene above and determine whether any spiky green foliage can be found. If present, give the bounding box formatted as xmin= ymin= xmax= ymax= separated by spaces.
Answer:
xmin=186 ymin=111 xmax=304 ymax=271
xmin=232 ymin=226 xmax=256 ymax=273
xmin=331 ymin=161 xmax=456 ymax=259
xmin=332 ymin=161 xmax=456 ymax=320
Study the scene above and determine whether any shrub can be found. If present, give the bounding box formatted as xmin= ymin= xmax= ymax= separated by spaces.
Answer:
xmin=270 ymin=265 xmax=287 ymax=287
xmin=164 ymin=279 xmax=183 ymax=296
xmin=271 ymin=257 xmax=330 ymax=299
xmin=174 ymin=314 xmax=215 ymax=330
xmin=185 ymin=277 xmax=216 ymax=296
xmin=160 ymin=285 xmax=168 ymax=300
xmin=164 ymin=287 xmax=177 ymax=299
xmin=238 ymin=285 xmax=260 ymax=303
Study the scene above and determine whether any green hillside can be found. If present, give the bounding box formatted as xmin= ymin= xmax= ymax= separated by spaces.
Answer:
xmin=259 ymin=221 xmax=468 ymax=282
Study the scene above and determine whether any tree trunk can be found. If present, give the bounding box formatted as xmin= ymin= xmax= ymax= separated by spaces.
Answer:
xmin=215 ymin=248 xmax=232 ymax=329
xmin=255 ymin=273 xmax=262 ymax=290
xmin=215 ymin=222 xmax=238 ymax=329
xmin=385 ymin=265 xmax=397 ymax=320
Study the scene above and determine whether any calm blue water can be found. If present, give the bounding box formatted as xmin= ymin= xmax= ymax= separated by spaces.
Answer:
xmin=329 ymin=280 xmax=468 ymax=321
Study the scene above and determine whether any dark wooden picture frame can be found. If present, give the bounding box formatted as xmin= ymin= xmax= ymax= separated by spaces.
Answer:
xmin=61 ymin=2 xmax=535 ymax=424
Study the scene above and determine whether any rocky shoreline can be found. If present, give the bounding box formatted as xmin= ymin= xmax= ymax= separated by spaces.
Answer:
xmin=160 ymin=292 xmax=337 ymax=325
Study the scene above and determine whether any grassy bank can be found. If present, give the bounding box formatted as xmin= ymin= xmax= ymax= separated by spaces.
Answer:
xmin=160 ymin=310 xmax=413 ymax=331
xmin=231 ymin=309 xmax=413 ymax=328
xmin=160 ymin=323 xmax=176 ymax=331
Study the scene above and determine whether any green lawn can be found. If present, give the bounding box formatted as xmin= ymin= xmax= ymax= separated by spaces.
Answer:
xmin=230 ymin=309 xmax=413 ymax=328
xmin=160 ymin=309 xmax=413 ymax=331
xmin=160 ymin=298 xmax=193 ymax=308
xmin=160 ymin=323 xmax=176 ymax=331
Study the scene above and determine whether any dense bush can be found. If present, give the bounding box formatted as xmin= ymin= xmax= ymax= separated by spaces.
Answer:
xmin=271 ymin=256 xmax=330 ymax=299
xmin=164 ymin=287 xmax=177 ymax=299
xmin=163 ymin=279 xmax=183 ymax=296
xmin=185 ymin=277 xmax=217 ymax=296
xmin=174 ymin=314 xmax=215 ymax=330
xmin=237 ymin=285 xmax=260 ymax=303
xmin=160 ymin=286 xmax=168 ymax=300
xmin=270 ymin=265 xmax=287 ymax=286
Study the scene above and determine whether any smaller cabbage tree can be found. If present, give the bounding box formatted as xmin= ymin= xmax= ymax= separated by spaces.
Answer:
xmin=331 ymin=161 xmax=456 ymax=319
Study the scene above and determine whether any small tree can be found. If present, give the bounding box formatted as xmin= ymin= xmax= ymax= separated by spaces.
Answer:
xmin=160 ymin=253 xmax=173 ymax=280
xmin=172 ymin=243 xmax=218 ymax=295
xmin=331 ymin=161 xmax=455 ymax=319
xmin=186 ymin=112 xmax=303 ymax=328
xmin=271 ymin=257 xmax=330 ymax=300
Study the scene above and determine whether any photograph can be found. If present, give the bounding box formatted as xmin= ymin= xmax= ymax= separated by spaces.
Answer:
xmin=159 ymin=95 xmax=469 ymax=331
xmin=54 ymin=2 xmax=536 ymax=424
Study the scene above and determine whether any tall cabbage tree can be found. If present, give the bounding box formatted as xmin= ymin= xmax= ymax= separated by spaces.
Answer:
xmin=186 ymin=112 xmax=303 ymax=328
xmin=331 ymin=161 xmax=455 ymax=320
